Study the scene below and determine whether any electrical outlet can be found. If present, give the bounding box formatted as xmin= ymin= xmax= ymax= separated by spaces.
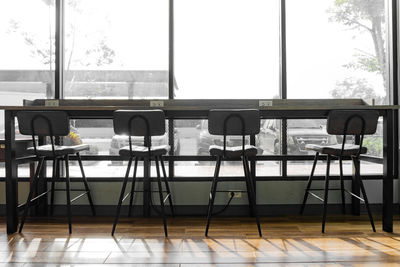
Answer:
xmin=45 ymin=100 xmax=59 ymax=107
xmin=150 ymin=100 xmax=164 ymax=107
xmin=259 ymin=100 xmax=273 ymax=107
xmin=228 ymin=192 xmax=242 ymax=198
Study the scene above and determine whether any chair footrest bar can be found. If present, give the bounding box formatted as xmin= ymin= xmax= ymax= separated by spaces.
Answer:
xmin=18 ymin=189 xmax=52 ymax=209
xmin=344 ymin=189 xmax=365 ymax=202
xmin=70 ymin=191 xmax=89 ymax=203
xmin=308 ymin=192 xmax=324 ymax=202
xmin=17 ymin=200 xmax=40 ymax=210
xmin=163 ymin=193 xmax=171 ymax=204
xmin=122 ymin=192 xmax=130 ymax=203
xmin=30 ymin=189 xmax=52 ymax=203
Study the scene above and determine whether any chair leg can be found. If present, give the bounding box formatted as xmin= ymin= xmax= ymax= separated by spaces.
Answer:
xmin=50 ymin=158 xmax=58 ymax=216
xmin=19 ymin=157 xmax=45 ymax=233
xmin=205 ymin=156 xmax=221 ymax=237
xmin=243 ymin=158 xmax=255 ymax=216
xmin=160 ymin=156 xmax=172 ymax=181
xmin=339 ymin=157 xmax=346 ymax=214
xmin=352 ymin=157 xmax=376 ymax=232
xmin=244 ymin=156 xmax=262 ymax=237
xmin=111 ymin=157 xmax=133 ymax=236
xmin=128 ymin=157 xmax=138 ymax=217
xmin=155 ymin=157 xmax=168 ymax=237
xmin=322 ymin=154 xmax=331 ymax=233
xmin=160 ymin=156 xmax=175 ymax=217
xmin=77 ymin=153 xmax=96 ymax=216
xmin=65 ymin=155 xmax=72 ymax=234
xmin=300 ymin=152 xmax=319 ymax=215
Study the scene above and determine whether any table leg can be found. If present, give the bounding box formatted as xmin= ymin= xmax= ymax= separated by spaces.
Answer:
xmin=35 ymin=137 xmax=47 ymax=216
xmin=351 ymin=136 xmax=361 ymax=215
xmin=143 ymin=157 xmax=150 ymax=217
xmin=250 ymin=134 xmax=256 ymax=217
xmin=5 ymin=110 xmax=18 ymax=234
xmin=383 ymin=110 xmax=394 ymax=233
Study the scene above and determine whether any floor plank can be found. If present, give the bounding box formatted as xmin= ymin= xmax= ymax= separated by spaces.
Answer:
xmin=0 ymin=215 xmax=399 ymax=265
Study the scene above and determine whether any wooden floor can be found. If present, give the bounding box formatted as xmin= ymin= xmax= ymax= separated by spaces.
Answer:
xmin=0 ymin=215 xmax=400 ymax=266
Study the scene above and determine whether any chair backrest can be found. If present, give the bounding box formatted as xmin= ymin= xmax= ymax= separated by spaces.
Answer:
xmin=17 ymin=111 xmax=70 ymax=137
xmin=113 ymin=109 xmax=165 ymax=136
xmin=327 ymin=110 xmax=379 ymax=136
xmin=208 ymin=109 xmax=260 ymax=136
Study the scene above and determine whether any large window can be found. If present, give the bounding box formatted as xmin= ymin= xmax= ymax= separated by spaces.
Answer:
xmin=174 ymin=0 xmax=280 ymax=99
xmin=287 ymin=0 xmax=389 ymax=105
xmin=285 ymin=0 xmax=387 ymax=176
xmin=0 ymin=0 xmax=55 ymax=131
xmin=64 ymin=0 xmax=168 ymax=99
xmin=0 ymin=0 xmax=391 ymax=179
xmin=173 ymin=0 xmax=281 ymax=176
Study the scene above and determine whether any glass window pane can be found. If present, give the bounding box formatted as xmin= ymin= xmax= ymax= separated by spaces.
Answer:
xmin=259 ymin=119 xmax=281 ymax=155
xmin=0 ymin=0 xmax=55 ymax=131
xmin=286 ymin=0 xmax=389 ymax=104
xmin=64 ymin=0 xmax=168 ymax=99
xmin=174 ymin=119 xmax=280 ymax=177
xmin=285 ymin=119 xmax=333 ymax=155
xmin=73 ymin=119 xmax=169 ymax=177
xmin=174 ymin=0 xmax=280 ymax=99
xmin=286 ymin=119 xmax=383 ymax=176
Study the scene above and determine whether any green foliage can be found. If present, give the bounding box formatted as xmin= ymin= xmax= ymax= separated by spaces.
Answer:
xmin=328 ymin=0 xmax=387 ymax=103
xmin=363 ymin=136 xmax=383 ymax=157
xmin=343 ymin=52 xmax=381 ymax=73
xmin=84 ymin=39 xmax=115 ymax=67
xmin=330 ymin=78 xmax=385 ymax=104
xmin=8 ymin=19 xmax=54 ymax=66
xmin=8 ymin=0 xmax=115 ymax=70
xmin=329 ymin=0 xmax=385 ymax=29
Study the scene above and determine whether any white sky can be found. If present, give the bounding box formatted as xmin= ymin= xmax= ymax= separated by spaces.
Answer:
xmin=0 ymin=0 xmax=387 ymax=100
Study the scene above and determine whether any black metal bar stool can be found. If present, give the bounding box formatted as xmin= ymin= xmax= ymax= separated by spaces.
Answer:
xmin=205 ymin=109 xmax=262 ymax=237
xmin=17 ymin=111 xmax=96 ymax=234
xmin=111 ymin=109 xmax=174 ymax=237
xmin=300 ymin=110 xmax=379 ymax=233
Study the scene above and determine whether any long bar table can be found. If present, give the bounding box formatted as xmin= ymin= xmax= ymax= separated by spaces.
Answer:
xmin=1 ymin=99 xmax=398 ymax=234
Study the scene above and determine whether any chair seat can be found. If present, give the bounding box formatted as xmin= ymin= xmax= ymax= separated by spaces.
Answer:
xmin=209 ymin=145 xmax=258 ymax=158
xmin=305 ymin=144 xmax=367 ymax=156
xmin=28 ymin=144 xmax=89 ymax=157
xmin=119 ymin=145 xmax=170 ymax=157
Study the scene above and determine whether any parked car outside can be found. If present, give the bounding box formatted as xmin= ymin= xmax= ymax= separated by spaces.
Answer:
xmin=259 ymin=119 xmax=337 ymax=155
xmin=109 ymin=126 xmax=180 ymax=165
xmin=196 ymin=120 xmax=263 ymax=160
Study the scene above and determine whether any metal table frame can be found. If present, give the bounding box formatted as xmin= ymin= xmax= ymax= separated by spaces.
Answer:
xmin=2 ymin=102 xmax=397 ymax=234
